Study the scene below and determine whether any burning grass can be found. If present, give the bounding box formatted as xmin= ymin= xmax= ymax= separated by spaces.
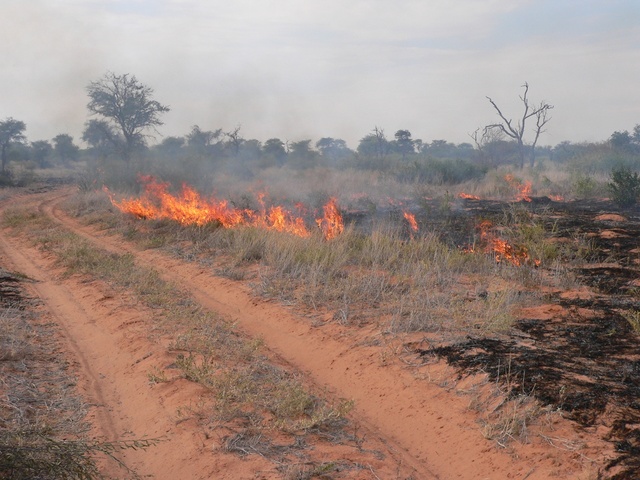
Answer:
xmin=104 ymin=175 xmax=344 ymax=240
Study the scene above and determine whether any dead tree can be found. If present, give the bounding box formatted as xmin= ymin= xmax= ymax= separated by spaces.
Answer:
xmin=484 ymin=82 xmax=553 ymax=169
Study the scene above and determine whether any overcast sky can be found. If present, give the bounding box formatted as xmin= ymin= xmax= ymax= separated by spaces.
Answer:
xmin=3 ymin=0 xmax=640 ymax=149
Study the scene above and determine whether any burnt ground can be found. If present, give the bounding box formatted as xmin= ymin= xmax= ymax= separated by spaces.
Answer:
xmin=400 ymin=198 xmax=640 ymax=479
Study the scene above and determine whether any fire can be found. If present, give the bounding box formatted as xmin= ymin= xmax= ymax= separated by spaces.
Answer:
xmin=403 ymin=211 xmax=419 ymax=234
xmin=549 ymin=194 xmax=564 ymax=202
xmin=106 ymin=177 xmax=245 ymax=228
xmin=106 ymin=175 xmax=345 ymax=240
xmin=458 ymin=192 xmax=481 ymax=200
xmin=252 ymin=193 xmax=311 ymax=237
xmin=504 ymin=174 xmax=532 ymax=202
xmin=316 ymin=197 xmax=344 ymax=240
xmin=471 ymin=220 xmax=538 ymax=267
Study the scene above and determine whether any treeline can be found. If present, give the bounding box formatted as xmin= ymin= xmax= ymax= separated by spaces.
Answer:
xmin=4 ymin=115 xmax=640 ymax=184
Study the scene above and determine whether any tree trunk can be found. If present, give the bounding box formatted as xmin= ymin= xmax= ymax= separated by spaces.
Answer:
xmin=517 ymin=142 xmax=525 ymax=169
xmin=528 ymin=146 xmax=536 ymax=168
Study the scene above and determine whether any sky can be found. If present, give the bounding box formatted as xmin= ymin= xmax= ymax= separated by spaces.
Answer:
xmin=2 ymin=0 xmax=640 ymax=149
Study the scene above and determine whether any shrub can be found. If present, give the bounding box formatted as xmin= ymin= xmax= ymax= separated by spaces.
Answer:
xmin=608 ymin=166 xmax=640 ymax=207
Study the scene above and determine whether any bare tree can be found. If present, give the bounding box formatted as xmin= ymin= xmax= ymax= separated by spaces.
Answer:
xmin=483 ymin=82 xmax=553 ymax=168
xmin=225 ymin=125 xmax=243 ymax=157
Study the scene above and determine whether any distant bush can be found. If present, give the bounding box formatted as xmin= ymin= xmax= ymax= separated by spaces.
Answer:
xmin=572 ymin=174 xmax=599 ymax=199
xmin=608 ymin=166 xmax=640 ymax=207
xmin=395 ymin=157 xmax=487 ymax=185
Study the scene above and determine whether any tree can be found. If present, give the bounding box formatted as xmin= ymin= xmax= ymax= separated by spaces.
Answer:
xmin=186 ymin=125 xmax=222 ymax=157
xmin=315 ymin=137 xmax=351 ymax=164
xmin=30 ymin=140 xmax=53 ymax=167
xmin=238 ymin=139 xmax=261 ymax=162
xmin=483 ymin=82 xmax=553 ymax=168
xmin=155 ymin=136 xmax=185 ymax=157
xmin=52 ymin=134 xmax=80 ymax=165
xmin=393 ymin=130 xmax=415 ymax=160
xmin=262 ymin=138 xmax=287 ymax=165
xmin=357 ymin=127 xmax=390 ymax=160
xmin=288 ymin=140 xmax=317 ymax=168
xmin=82 ymin=119 xmax=119 ymax=159
xmin=609 ymin=166 xmax=640 ymax=207
xmin=225 ymin=125 xmax=243 ymax=157
xmin=86 ymin=72 xmax=169 ymax=162
xmin=0 ymin=118 xmax=26 ymax=173
xmin=610 ymin=130 xmax=634 ymax=152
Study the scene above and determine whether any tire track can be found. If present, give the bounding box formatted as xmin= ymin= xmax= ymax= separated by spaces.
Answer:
xmin=0 ymin=190 xmax=221 ymax=479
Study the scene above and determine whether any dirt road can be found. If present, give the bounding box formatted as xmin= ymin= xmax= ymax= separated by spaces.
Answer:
xmin=0 ymin=186 xmax=601 ymax=479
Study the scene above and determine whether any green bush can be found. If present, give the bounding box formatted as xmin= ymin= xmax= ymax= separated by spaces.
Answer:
xmin=608 ymin=166 xmax=640 ymax=207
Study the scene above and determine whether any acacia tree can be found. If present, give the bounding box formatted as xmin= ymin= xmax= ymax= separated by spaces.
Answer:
xmin=86 ymin=72 xmax=169 ymax=162
xmin=357 ymin=126 xmax=390 ymax=161
xmin=186 ymin=125 xmax=222 ymax=157
xmin=52 ymin=134 xmax=80 ymax=165
xmin=31 ymin=140 xmax=53 ymax=167
xmin=0 ymin=118 xmax=26 ymax=173
xmin=394 ymin=130 xmax=414 ymax=160
xmin=82 ymin=119 xmax=119 ymax=160
xmin=316 ymin=137 xmax=351 ymax=163
xmin=483 ymin=82 xmax=553 ymax=168
xmin=262 ymin=138 xmax=287 ymax=165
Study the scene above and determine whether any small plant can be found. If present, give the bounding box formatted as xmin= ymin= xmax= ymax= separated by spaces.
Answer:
xmin=572 ymin=173 xmax=598 ymax=199
xmin=147 ymin=366 xmax=168 ymax=384
xmin=608 ymin=166 xmax=640 ymax=207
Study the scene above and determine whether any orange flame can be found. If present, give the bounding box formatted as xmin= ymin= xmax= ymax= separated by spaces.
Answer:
xmin=549 ymin=194 xmax=564 ymax=202
xmin=403 ymin=211 xmax=419 ymax=233
xmin=473 ymin=220 xmax=538 ymax=267
xmin=106 ymin=176 xmax=346 ymax=239
xmin=316 ymin=197 xmax=344 ymax=240
xmin=504 ymin=174 xmax=532 ymax=202
xmin=458 ymin=192 xmax=481 ymax=200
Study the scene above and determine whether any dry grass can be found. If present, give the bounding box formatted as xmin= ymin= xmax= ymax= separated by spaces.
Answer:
xmin=64 ymin=188 xmax=575 ymax=339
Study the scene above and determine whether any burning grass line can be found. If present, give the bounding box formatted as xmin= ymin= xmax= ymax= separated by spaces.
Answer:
xmin=66 ymin=192 xmax=547 ymax=335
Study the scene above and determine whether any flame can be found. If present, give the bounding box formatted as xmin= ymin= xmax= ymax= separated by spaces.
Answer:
xmin=403 ymin=211 xmax=419 ymax=234
xmin=471 ymin=220 xmax=538 ymax=267
xmin=458 ymin=192 xmax=481 ymax=200
xmin=504 ymin=174 xmax=532 ymax=202
xmin=106 ymin=175 xmax=347 ymax=239
xmin=316 ymin=197 xmax=344 ymax=240
xmin=549 ymin=194 xmax=564 ymax=202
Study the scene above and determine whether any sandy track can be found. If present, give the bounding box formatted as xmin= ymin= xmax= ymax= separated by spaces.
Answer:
xmin=1 ymin=186 xmax=594 ymax=479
